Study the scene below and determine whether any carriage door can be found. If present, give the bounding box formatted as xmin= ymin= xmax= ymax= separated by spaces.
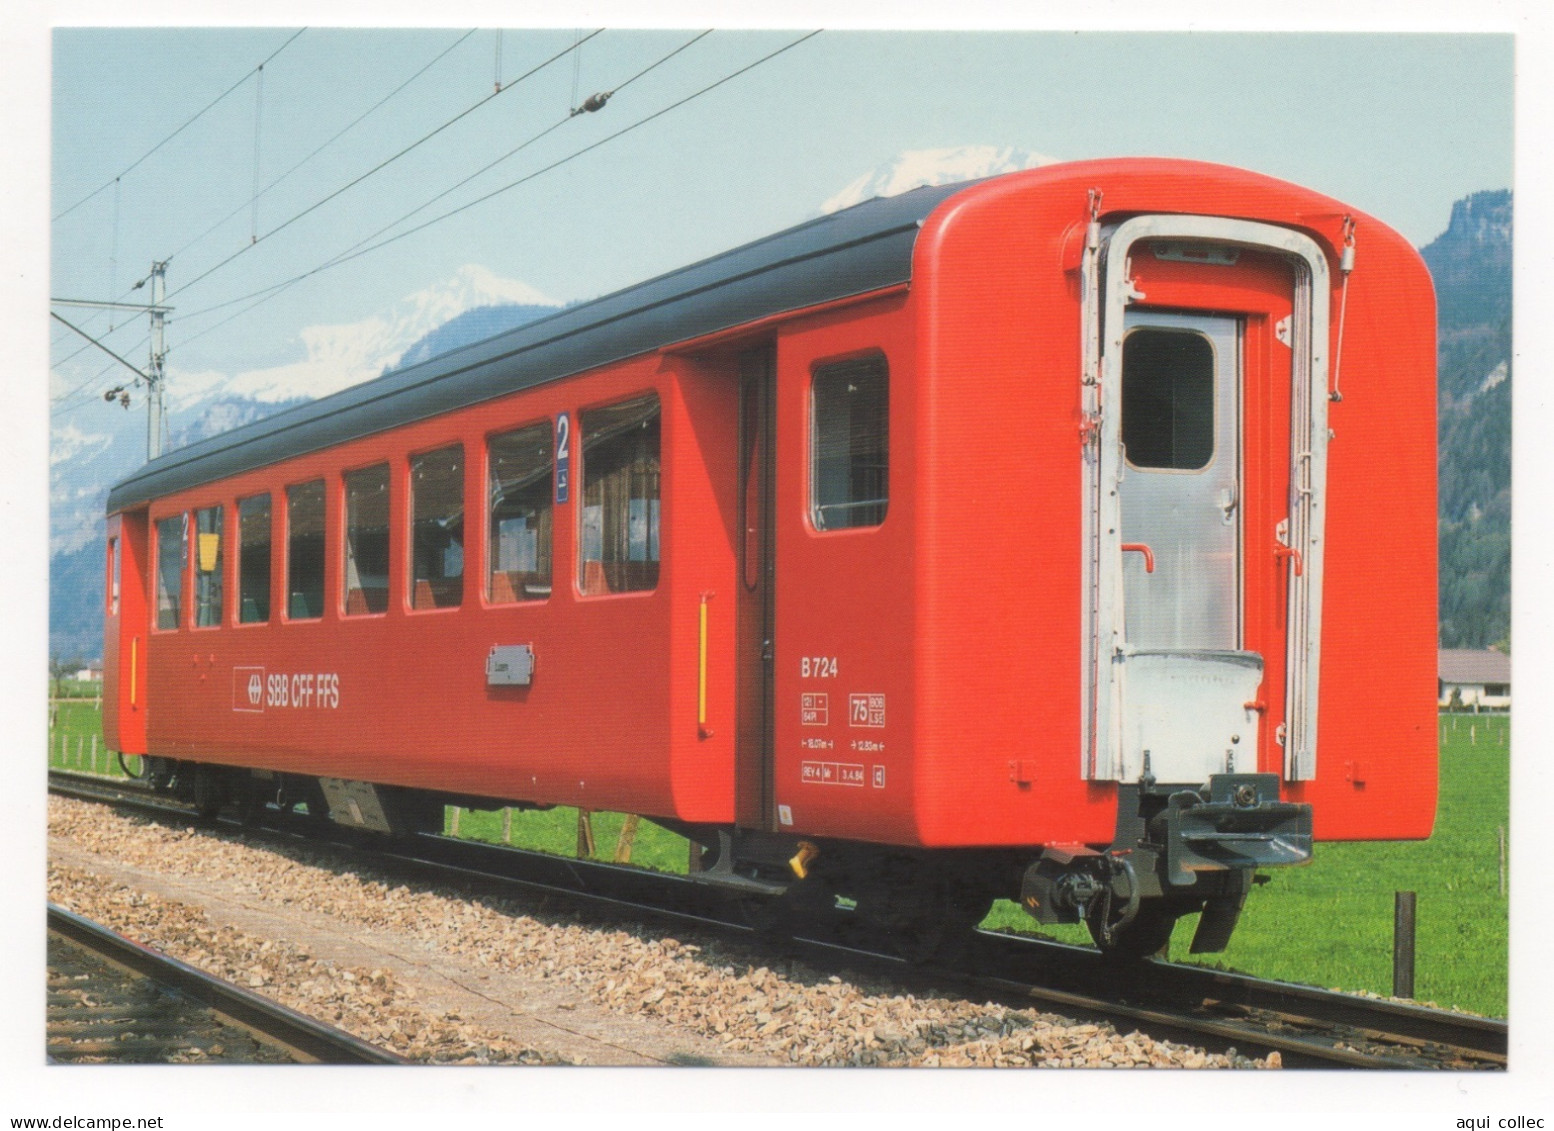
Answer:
xmin=1085 ymin=216 xmax=1330 ymax=786
xmin=735 ymin=344 xmax=778 ymax=829
xmin=1116 ymin=311 xmax=1261 ymax=784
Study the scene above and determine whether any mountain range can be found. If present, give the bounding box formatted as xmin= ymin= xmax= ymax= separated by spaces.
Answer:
xmin=1424 ymin=190 xmax=1512 ymax=650
xmin=47 ymin=156 xmax=1513 ymax=662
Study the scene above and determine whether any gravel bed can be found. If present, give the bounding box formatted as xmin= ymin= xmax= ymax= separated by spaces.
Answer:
xmin=47 ymin=795 xmax=1277 ymax=1068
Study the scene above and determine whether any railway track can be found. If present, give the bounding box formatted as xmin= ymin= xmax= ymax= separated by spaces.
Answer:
xmin=47 ymin=901 xmax=404 ymax=1064
xmin=50 ymin=769 xmax=1505 ymax=1069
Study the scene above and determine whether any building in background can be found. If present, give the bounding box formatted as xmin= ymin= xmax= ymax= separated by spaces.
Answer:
xmin=1438 ymin=648 xmax=1511 ymax=711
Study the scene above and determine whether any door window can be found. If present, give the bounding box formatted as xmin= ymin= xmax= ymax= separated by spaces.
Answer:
xmin=1122 ymin=328 xmax=1215 ymax=471
xmin=810 ymin=356 xmax=888 ymax=530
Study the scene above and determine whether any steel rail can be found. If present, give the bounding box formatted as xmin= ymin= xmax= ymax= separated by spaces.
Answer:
xmin=47 ymin=902 xmax=405 ymax=1064
xmin=50 ymin=770 xmax=1505 ymax=1069
xmin=966 ymin=929 xmax=1506 ymax=1068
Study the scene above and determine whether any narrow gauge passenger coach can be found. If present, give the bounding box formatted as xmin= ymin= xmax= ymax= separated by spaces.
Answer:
xmin=102 ymin=159 xmax=1438 ymax=957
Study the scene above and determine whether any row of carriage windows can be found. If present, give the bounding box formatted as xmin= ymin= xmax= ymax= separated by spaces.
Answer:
xmin=147 ymin=359 xmax=891 ymax=630
xmin=152 ymin=394 xmax=663 ymax=629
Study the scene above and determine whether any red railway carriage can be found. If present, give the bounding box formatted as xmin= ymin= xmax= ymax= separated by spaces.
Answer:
xmin=102 ymin=158 xmax=1437 ymax=957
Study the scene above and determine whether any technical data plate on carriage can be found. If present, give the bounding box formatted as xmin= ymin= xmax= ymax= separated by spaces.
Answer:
xmin=801 ymin=761 xmax=866 ymax=787
xmin=800 ymin=692 xmax=829 ymax=726
xmin=848 ymin=693 xmax=886 ymax=728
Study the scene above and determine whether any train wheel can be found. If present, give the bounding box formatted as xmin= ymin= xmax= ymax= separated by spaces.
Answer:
xmin=190 ymin=765 xmax=228 ymax=820
xmin=853 ymin=864 xmax=992 ymax=965
xmin=742 ymin=874 xmax=837 ymax=937
xmin=232 ymin=777 xmax=271 ymax=826
xmin=1088 ymin=901 xmax=1178 ymax=961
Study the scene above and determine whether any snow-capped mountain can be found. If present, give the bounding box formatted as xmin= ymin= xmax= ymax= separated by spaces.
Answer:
xmin=49 ymin=171 xmax=1512 ymax=661
xmin=819 ymin=145 xmax=1060 ymax=214
xmin=52 ymin=265 xmax=558 ymax=548
xmin=170 ymin=265 xmax=558 ymax=409
xmin=48 ymin=265 xmax=561 ymax=657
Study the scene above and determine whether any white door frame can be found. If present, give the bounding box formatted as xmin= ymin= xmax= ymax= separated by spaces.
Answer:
xmin=1080 ymin=214 xmax=1331 ymax=783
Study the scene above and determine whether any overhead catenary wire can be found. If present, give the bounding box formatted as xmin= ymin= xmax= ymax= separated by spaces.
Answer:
xmin=570 ymin=29 xmax=584 ymax=111
xmin=250 ymin=64 xmax=266 ymax=243
xmin=169 ymin=30 xmax=813 ymax=347
xmin=52 ymin=29 xmax=310 ymax=369
xmin=52 ymin=338 xmax=150 ymax=416
xmin=56 ymin=31 xmax=812 ymax=425
xmin=163 ymin=30 xmax=480 ymax=270
xmin=50 ymin=313 xmax=149 ymax=382
xmin=57 ymin=30 xmax=531 ymax=398
xmin=52 ymin=28 xmax=306 ymax=224
xmin=109 ymin=179 xmax=121 ymax=331
xmin=165 ymin=30 xmax=605 ymax=304
xmin=218 ymin=29 xmax=716 ymax=317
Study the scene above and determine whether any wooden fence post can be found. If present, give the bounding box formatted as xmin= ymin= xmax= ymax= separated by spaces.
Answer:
xmin=502 ymin=807 xmax=512 ymax=845
xmin=614 ymin=814 xmax=640 ymax=864
xmin=1394 ymin=891 xmax=1416 ymax=1000
xmin=576 ymin=810 xmax=596 ymax=857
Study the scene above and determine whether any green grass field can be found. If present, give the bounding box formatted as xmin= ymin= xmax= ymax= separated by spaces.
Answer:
xmin=47 ymin=691 xmax=118 ymax=776
xmin=1194 ymin=712 xmax=1508 ymax=1018
xmin=982 ymin=713 xmax=1511 ymax=1017
xmin=49 ymin=699 xmax=1509 ymax=1017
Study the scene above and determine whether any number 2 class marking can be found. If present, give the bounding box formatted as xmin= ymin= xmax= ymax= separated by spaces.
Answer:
xmin=555 ymin=413 xmax=571 ymax=504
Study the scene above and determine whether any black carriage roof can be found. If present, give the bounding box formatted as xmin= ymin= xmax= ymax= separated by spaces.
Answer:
xmin=106 ymin=178 xmax=979 ymax=513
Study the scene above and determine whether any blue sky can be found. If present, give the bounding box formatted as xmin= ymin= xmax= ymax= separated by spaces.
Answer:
xmin=47 ymin=26 xmax=1512 ymax=399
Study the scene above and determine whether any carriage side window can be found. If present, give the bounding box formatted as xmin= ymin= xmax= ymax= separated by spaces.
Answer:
xmin=1121 ymin=328 xmax=1215 ymax=471
xmin=154 ymin=514 xmax=185 ymax=630
xmin=286 ymin=480 xmax=325 ymax=620
xmin=579 ymin=395 xmax=660 ymax=594
xmin=410 ymin=445 xmax=464 ymax=610
xmin=344 ymin=464 xmax=391 ymax=615
xmin=193 ymin=505 xmax=224 ymax=627
xmin=488 ymin=423 xmax=553 ymax=603
xmin=238 ymin=493 xmax=272 ymax=624
xmin=811 ymin=356 xmax=889 ymax=530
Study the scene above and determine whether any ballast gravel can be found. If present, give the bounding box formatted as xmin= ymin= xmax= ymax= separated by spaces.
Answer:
xmin=47 ymin=796 xmax=1276 ymax=1068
